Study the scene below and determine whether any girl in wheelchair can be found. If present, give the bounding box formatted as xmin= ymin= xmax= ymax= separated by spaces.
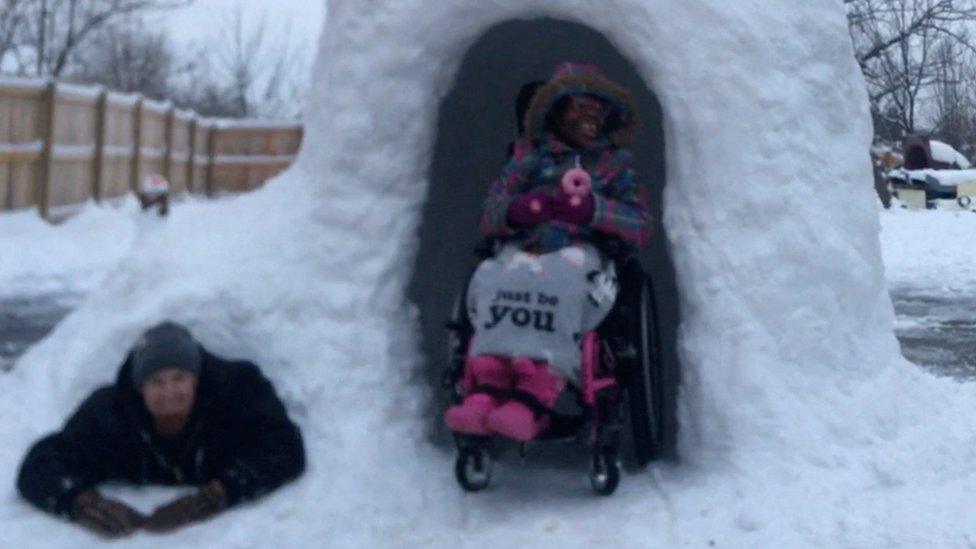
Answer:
xmin=444 ymin=62 xmax=651 ymax=443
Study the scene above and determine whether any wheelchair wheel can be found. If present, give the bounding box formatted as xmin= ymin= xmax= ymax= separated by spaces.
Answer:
xmin=455 ymin=447 xmax=493 ymax=492
xmin=626 ymin=274 xmax=665 ymax=466
xmin=589 ymin=447 xmax=620 ymax=496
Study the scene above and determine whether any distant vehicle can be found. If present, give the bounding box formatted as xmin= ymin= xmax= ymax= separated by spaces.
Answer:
xmin=886 ymin=136 xmax=976 ymax=209
xmin=887 ymin=169 xmax=967 ymax=200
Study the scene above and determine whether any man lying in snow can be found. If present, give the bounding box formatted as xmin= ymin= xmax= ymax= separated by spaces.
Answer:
xmin=16 ymin=322 xmax=305 ymax=537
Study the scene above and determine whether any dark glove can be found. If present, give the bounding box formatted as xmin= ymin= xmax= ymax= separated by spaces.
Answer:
xmin=551 ymin=191 xmax=595 ymax=225
xmin=506 ymin=192 xmax=553 ymax=227
xmin=144 ymin=480 xmax=226 ymax=533
xmin=70 ymin=489 xmax=145 ymax=538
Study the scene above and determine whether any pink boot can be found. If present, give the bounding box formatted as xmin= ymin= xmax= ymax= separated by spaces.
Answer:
xmin=444 ymin=355 xmax=511 ymax=435
xmin=485 ymin=358 xmax=564 ymax=442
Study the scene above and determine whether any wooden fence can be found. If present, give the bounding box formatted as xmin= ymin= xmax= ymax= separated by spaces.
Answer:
xmin=0 ymin=77 xmax=303 ymax=219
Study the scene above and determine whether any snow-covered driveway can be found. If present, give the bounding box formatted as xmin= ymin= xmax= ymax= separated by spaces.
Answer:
xmin=881 ymin=207 xmax=976 ymax=381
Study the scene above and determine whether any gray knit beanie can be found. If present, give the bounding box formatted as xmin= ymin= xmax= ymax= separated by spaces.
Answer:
xmin=131 ymin=322 xmax=202 ymax=388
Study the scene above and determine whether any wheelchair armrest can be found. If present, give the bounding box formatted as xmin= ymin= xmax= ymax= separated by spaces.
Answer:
xmin=590 ymin=234 xmax=635 ymax=262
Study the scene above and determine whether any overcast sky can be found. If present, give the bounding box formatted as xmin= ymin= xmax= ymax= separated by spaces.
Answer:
xmin=150 ymin=0 xmax=326 ymax=117
xmin=158 ymin=0 xmax=325 ymax=49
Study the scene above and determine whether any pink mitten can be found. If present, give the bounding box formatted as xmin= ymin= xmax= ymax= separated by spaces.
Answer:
xmin=506 ymin=192 xmax=553 ymax=226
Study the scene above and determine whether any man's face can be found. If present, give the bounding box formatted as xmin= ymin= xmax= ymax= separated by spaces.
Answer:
xmin=141 ymin=368 xmax=198 ymax=419
xmin=557 ymin=94 xmax=608 ymax=148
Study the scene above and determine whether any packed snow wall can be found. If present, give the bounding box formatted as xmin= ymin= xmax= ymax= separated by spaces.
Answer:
xmin=408 ymin=17 xmax=679 ymax=446
xmin=298 ymin=0 xmax=903 ymax=455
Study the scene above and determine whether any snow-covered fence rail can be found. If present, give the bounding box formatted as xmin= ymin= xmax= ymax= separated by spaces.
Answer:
xmin=0 ymin=77 xmax=302 ymax=219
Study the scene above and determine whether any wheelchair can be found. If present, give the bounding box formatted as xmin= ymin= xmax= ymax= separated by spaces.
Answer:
xmin=443 ymin=236 xmax=675 ymax=495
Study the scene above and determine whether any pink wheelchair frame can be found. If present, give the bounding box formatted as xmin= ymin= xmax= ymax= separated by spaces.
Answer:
xmin=451 ymin=331 xmax=624 ymax=495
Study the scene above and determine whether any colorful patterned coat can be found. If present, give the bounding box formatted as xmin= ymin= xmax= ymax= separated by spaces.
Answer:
xmin=480 ymin=136 xmax=652 ymax=254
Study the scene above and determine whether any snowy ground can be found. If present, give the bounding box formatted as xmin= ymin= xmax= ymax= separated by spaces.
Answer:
xmin=0 ymin=293 xmax=76 ymax=371
xmin=892 ymin=291 xmax=976 ymax=380
xmin=0 ymin=198 xmax=208 ymax=371
xmin=881 ymin=207 xmax=976 ymax=381
xmin=5 ymin=0 xmax=975 ymax=543
xmin=0 ymin=203 xmax=974 ymax=547
xmin=0 ymin=200 xmax=139 ymax=297
xmin=880 ymin=206 xmax=976 ymax=293
xmin=0 ymin=202 xmax=137 ymax=371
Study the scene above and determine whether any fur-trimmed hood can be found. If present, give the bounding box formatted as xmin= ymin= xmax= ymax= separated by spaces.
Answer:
xmin=524 ymin=62 xmax=638 ymax=147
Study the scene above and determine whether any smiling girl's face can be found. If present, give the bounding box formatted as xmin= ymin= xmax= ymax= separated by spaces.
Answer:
xmin=556 ymin=94 xmax=609 ymax=148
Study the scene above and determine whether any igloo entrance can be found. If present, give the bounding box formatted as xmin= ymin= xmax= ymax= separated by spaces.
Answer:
xmin=407 ymin=18 xmax=681 ymax=452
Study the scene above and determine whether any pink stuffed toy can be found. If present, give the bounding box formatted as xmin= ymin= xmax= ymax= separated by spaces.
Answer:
xmin=561 ymin=166 xmax=592 ymax=206
xmin=552 ymin=157 xmax=595 ymax=224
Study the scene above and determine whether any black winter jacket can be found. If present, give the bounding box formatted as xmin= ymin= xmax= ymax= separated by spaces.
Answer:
xmin=16 ymin=349 xmax=305 ymax=518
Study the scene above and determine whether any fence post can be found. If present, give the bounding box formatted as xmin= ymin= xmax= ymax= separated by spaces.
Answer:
xmin=35 ymin=80 xmax=57 ymax=219
xmin=186 ymin=117 xmax=197 ymax=193
xmin=129 ymin=96 xmax=143 ymax=193
xmin=162 ymin=104 xmax=174 ymax=185
xmin=91 ymin=89 xmax=107 ymax=203
xmin=205 ymin=123 xmax=216 ymax=197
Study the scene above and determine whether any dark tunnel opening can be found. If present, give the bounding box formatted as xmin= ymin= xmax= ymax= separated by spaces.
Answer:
xmin=408 ymin=17 xmax=681 ymax=451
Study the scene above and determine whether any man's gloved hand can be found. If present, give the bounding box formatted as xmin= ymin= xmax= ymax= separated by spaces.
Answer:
xmin=506 ymin=192 xmax=554 ymax=227
xmin=144 ymin=480 xmax=226 ymax=533
xmin=71 ymin=489 xmax=145 ymax=538
xmin=551 ymin=191 xmax=595 ymax=225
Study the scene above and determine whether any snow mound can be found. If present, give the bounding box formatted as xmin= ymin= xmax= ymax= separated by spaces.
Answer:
xmin=894 ymin=167 xmax=976 ymax=186
xmin=2 ymin=1 xmax=976 ymax=547
xmin=0 ymin=200 xmax=138 ymax=297
xmin=881 ymin=207 xmax=976 ymax=291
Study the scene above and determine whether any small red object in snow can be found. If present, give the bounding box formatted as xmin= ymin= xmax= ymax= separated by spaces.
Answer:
xmin=137 ymin=174 xmax=171 ymax=217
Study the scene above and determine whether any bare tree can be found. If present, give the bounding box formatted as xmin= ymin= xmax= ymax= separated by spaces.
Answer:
xmin=218 ymin=8 xmax=296 ymax=118
xmin=68 ymin=19 xmax=174 ymax=98
xmin=846 ymin=0 xmax=976 ymax=133
xmin=171 ymin=8 xmax=302 ymax=118
xmin=9 ymin=0 xmax=189 ymax=77
xmin=2 ymin=1 xmax=308 ymax=120
xmin=929 ymin=35 xmax=976 ymax=150
xmin=0 ymin=1 xmax=29 ymax=66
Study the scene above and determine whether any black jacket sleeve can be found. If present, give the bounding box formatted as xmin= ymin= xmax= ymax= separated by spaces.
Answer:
xmin=16 ymin=388 xmax=127 ymax=517
xmin=213 ymin=365 xmax=305 ymax=507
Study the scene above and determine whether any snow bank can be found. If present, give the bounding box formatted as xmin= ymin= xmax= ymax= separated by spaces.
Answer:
xmin=930 ymin=140 xmax=971 ymax=169
xmin=0 ymin=201 xmax=138 ymax=297
xmin=891 ymin=167 xmax=976 ymax=187
xmin=881 ymin=208 xmax=976 ymax=292
xmin=55 ymin=83 xmax=105 ymax=102
xmin=2 ymin=0 xmax=975 ymax=547
xmin=0 ymin=76 xmax=47 ymax=91
xmin=141 ymin=98 xmax=173 ymax=114
xmin=210 ymin=119 xmax=302 ymax=131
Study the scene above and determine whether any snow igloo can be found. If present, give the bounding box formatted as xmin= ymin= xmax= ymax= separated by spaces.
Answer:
xmin=299 ymin=0 xmax=899 ymax=456
xmin=8 ymin=0 xmax=976 ymax=546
